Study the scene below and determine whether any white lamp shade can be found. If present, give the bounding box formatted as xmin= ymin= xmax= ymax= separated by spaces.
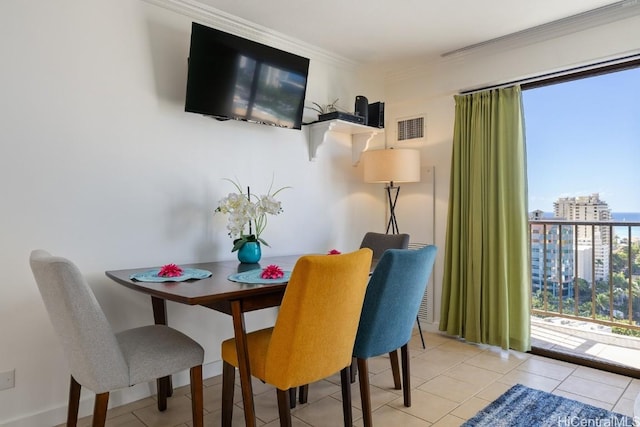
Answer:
xmin=362 ymin=149 xmax=421 ymax=183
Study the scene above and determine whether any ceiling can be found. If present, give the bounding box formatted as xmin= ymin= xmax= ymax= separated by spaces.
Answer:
xmin=194 ymin=0 xmax=622 ymax=64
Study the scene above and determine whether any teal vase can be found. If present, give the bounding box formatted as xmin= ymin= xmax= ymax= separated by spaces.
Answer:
xmin=237 ymin=242 xmax=261 ymax=264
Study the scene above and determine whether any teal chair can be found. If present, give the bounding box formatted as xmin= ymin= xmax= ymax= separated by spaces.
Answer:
xmin=354 ymin=245 xmax=437 ymax=427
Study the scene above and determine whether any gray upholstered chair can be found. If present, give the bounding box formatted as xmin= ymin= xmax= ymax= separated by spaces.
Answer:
xmin=360 ymin=232 xmax=410 ymax=260
xmin=29 ymin=250 xmax=204 ymax=427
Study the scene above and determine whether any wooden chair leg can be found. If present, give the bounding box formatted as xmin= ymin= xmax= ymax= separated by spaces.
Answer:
xmin=156 ymin=376 xmax=169 ymax=411
xmin=298 ymin=385 xmax=309 ymax=404
xmin=289 ymin=388 xmax=296 ymax=408
xmin=340 ymin=366 xmax=353 ymax=427
xmin=357 ymin=358 xmax=373 ymax=427
xmin=190 ymin=365 xmax=204 ymax=427
xmin=401 ymin=344 xmax=411 ymax=407
xmin=350 ymin=356 xmax=357 ymax=383
xmin=92 ymin=392 xmax=109 ymax=427
xmin=222 ymin=361 xmax=236 ymax=427
xmin=67 ymin=376 xmax=81 ymax=427
xmin=276 ymin=389 xmax=293 ymax=427
xmin=388 ymin=349 xmax=401 ymax=390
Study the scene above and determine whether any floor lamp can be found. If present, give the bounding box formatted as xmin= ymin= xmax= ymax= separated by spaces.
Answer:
xmin=362 ymin=148 xmax=421 ymax=234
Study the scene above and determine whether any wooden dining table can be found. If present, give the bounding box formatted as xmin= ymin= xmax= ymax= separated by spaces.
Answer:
xmin=105 ymin=254 xmax=302 ymax=427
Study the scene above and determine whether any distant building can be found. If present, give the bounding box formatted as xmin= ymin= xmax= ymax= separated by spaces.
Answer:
xmin=553 ymin=193 xmax=611 ymax=281
xmin=530 ymin=221 xmax=575 ymax=297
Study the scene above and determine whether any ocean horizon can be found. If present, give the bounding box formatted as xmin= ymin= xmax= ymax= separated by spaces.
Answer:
xmin=535 ymin=212 xmax=640 ymax=222
xmin=533 ymin=211 xmax=640 ymax=238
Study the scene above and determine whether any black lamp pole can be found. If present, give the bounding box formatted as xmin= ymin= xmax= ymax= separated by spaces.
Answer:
xmin=385 ymin=181 xmax=400 ymax=234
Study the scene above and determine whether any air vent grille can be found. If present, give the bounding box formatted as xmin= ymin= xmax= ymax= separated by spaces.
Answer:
xmin=397 ymin=116 xmax=425 ymax=141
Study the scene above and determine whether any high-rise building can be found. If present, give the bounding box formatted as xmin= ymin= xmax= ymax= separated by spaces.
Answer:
xmin=553 ymin=193 xmax=611 ymax=281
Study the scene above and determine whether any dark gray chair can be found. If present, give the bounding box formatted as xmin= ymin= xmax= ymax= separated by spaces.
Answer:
xmin=29 ymin=250 xmax=205 ymax=427
xmin=360 ymin=232 xmax=410 ymax=260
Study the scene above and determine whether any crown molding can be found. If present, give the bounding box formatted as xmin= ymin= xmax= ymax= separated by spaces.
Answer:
xmin=142 ymin=0 xmax=358 ymax=69
xmin=441 ymin=0 xmax=640 ymax=59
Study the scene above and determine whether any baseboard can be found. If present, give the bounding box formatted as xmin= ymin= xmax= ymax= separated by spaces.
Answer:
xmin=3 ymin=360 xmax=222 ymax=427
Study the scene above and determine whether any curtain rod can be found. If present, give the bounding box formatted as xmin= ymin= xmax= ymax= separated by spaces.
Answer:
xmin=459 ymin=53 xmax=640 ymax=95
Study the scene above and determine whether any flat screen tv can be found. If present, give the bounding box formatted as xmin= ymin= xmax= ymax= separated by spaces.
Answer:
xmin=185 ymin=22 xmax=310 ymax=130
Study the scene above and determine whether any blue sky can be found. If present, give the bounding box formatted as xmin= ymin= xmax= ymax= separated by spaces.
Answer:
xmin=523 ymin=66 xmax=640 ymax=213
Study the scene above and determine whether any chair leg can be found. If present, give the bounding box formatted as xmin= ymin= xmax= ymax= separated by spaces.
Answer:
xmin=401 ymin=344 xmax=411 ymax=407
xmin=221 ymin=361 xmax=236 ymax=427
xmin=156 ymin=376 xmax=169 ymax=411
xmin=92 ymin=392 xmax=109 ymax=427
xmin=190 ymin=365 xmax=204 ymax=427
xmin=350 ymin=356 xmax=357 ymax=383
xmin=416 ymin=316 xmax=426 ymax=349
xmin=388 ymin=350 xmax=401 ymax=390
xmin=357 ymin=358 xmax=373 ymax=427
xmin=289 ymin=388 xmax=296 ymax=408
xmin=299 ymin=384 xmax=308 ymax=404
xmin=67 ymin=376 xmax=81 ymax=427
xmin=276 ymin=388 xmax=293 ymax=427
xmin=339 ymin=366 xmax=353 ymax=427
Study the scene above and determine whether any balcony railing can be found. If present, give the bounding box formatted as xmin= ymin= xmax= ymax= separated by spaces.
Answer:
xmin=529 ymin=219 xmax=640 ymax=332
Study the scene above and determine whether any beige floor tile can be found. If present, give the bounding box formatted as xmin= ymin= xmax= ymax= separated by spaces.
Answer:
xmin=412 ymin=351 xmax=466 ymax=379
xmin=474 ymin=381 xmax=514 ymax=402
xmin=553 ymin=389 xmax=615 ymax=411
xmin=203 ymin=407 xmax=265 ymax=427
xmin=613 ymin=397 xmax=635 ymax=417
xmin=557 ymin=375 xmax=625 ymax=404
xmin=449 ymin=396 xmax=492 ymax=420
xmin=292 ymin=395 xmax=362 ymax=427
xmin=353 ymin=404 xmax=433 ymax=426
xmin=464 ymin=350 xmax=528 ymax=374
xmin=418 ymin=375 xmax=484 ymax=403
xmin=341 ymin=380 xmax=400 ymax=411
xmin=516 ymin=356 xmax=576 ymax=381
xmin=622 ymin=378 xmax=640 ymax=400
xmin=571 ymin=365 xmax=631 ymax=389
xmin=431 ymin=414 xmax=465 ymax=427
xmin=394 ymin=389 xmax=458 ymax=423
xmin=498 ymin=368 xmax=561 ymax=392
xmin=133 ymin=395 xmax=198 ymax=427
xmin=443 ymin=362 xmax=503 ymax=387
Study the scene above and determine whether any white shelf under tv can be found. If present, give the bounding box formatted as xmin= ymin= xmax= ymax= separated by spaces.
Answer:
xmin=306 ymin=119 xmax=384 ymax=165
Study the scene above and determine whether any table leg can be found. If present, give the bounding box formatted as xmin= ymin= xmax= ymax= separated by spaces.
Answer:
xmin=230 ymin=300 xmax=256 ymax=427
xmin=151 ymin=296 xmax=173 ymax=409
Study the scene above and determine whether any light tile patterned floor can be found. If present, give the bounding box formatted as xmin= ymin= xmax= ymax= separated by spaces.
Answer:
xmin=63 ymin=330 xmax=640 ymax=426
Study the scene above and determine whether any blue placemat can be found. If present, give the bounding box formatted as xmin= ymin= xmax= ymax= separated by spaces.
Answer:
xmin=227 ymin=269 xmax=291 ymax=284
xmin=130 ymin=268 xmax=212 ymax=282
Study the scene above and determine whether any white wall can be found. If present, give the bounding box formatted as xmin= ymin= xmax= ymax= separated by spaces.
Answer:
xmin=379 ymin=14 xmax=640 ymax=330
xmin=0 ymin=1 xmax=385 ymax=425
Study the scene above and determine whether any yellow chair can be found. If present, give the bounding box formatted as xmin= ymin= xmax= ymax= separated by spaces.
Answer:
xmin=221 ymin=248 xmax=373 ymax=427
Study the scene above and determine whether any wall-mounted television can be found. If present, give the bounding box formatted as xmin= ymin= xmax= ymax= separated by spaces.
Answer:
xmin=185 ymin=22 xmax=310 ymax=130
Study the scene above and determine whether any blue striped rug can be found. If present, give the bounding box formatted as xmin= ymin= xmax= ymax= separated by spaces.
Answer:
xmin=463 ymin=384 xmax=634 ymax=427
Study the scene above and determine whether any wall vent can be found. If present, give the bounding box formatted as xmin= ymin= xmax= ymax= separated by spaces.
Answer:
xmin=397 ymin=116 xmax=425 ymax=142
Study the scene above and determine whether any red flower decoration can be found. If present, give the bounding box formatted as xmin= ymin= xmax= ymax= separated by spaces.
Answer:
xmin=261 ymin=264 xmax=284 ymax=279
xmin=328 ymin=249 xmax=341 ymax=255
xmin=158 ymin=263 xmax=183 ymax=277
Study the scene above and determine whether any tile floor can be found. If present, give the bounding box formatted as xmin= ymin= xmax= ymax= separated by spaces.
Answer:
xmin=63 ymin=329 xmax=640 ymax=427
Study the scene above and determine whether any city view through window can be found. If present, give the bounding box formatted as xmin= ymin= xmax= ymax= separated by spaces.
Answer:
xmin=524 ymin=66 xmax=640 ymax=341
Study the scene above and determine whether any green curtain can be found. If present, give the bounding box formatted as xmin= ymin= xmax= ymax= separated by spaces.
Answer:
xmin=439 ymin=85 xmax=531 ymax=352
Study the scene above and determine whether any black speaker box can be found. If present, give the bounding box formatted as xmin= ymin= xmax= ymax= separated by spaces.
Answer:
xmin=354 ymin=95 xmax=369 ymax=125
xmin=367 ymin=102 xmax=384 ymax=128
